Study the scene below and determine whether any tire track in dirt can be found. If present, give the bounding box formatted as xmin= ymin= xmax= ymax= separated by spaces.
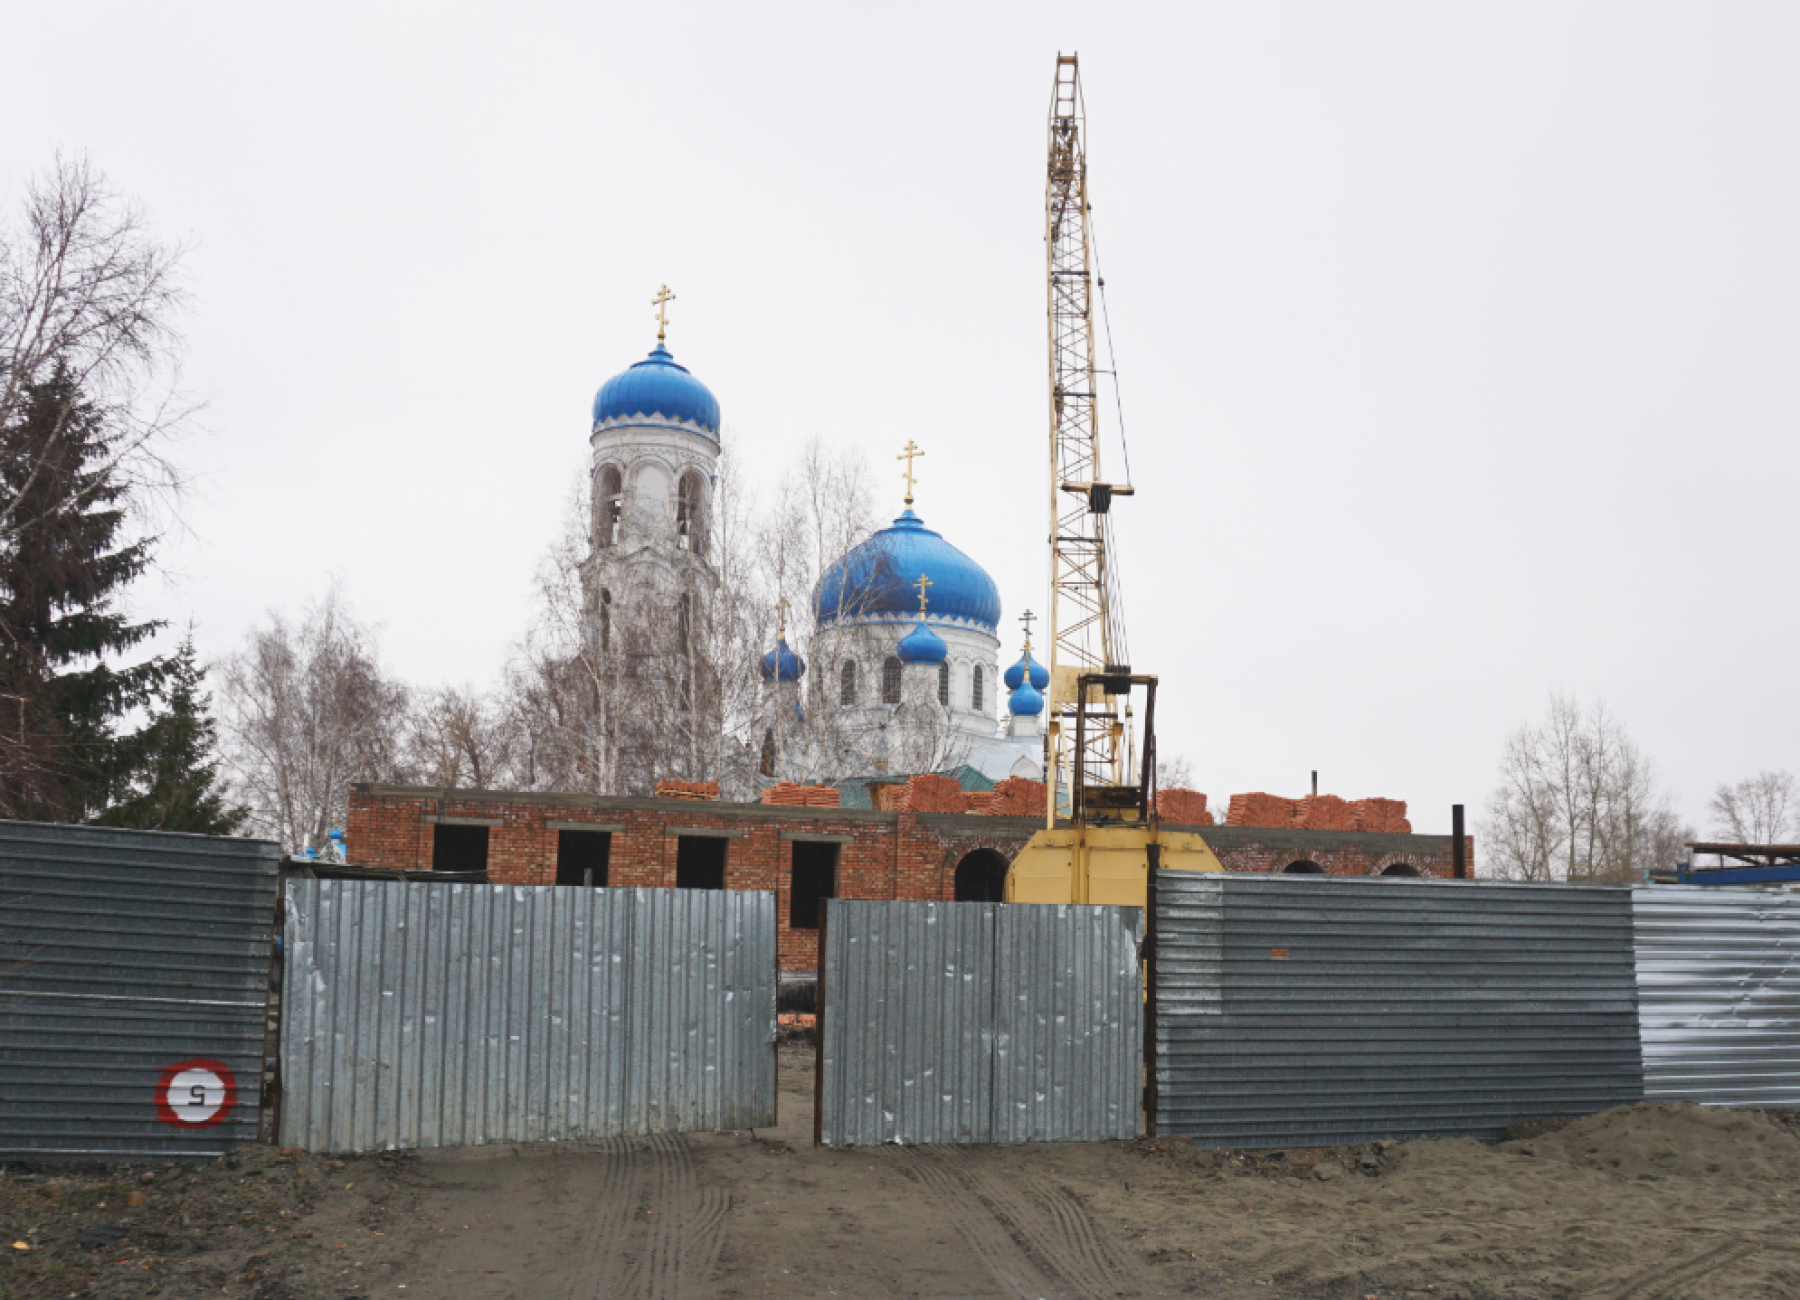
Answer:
xmin=566 ymin=1133 xmax=731 ymax=1300
xmin=563 ymin=1138 xmax=639 ymax=1300
xmin=893 ymin=1146 xmax=1144 ymax=1298
xmin=893 ymin=1146 xmax=1060 ymax=1297
xmin=1593 ymin=1238 xmax=1761 ymax=1300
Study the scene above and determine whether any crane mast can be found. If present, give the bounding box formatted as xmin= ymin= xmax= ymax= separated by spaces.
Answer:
xmin=1045 ymin=53 xmax=1131 ymax=823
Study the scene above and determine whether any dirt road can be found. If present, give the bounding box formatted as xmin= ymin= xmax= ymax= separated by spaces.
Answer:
xmin=8 ymin=1044 xmax=1800 ymax=1298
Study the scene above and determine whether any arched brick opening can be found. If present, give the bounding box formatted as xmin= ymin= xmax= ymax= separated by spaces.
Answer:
xmin=1371 ymin=853 xmax=1422 ymax=877
xmin=1282 ymin=860 xmax=1326 ymax=874
xmin=954 ymin=849 xmax=1009 ymax=902
xmin=938 ymin=838 xmax=1021 ymax=901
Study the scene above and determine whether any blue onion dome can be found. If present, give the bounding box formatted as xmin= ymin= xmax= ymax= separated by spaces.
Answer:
xmin=760 ymin=638 xmax=805 ymax=682
xmin=896 ymin=620 xmax=948 ymax=666
xmin=592 ymin=342 xmax=721 ymax=437
xmin=1008 ymin=677 xmax=1044 ymax=717
xmin=1003 ymin=648 xmax=1050 ymax=693
xmin=813 ymin=510 xmax=1002 ymax=631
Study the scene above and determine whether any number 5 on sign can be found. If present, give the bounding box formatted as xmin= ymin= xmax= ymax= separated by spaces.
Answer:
xmin=154 ymin=1059 xmax=238 ymax=1129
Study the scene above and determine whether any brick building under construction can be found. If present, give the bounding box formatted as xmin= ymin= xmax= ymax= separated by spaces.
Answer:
xmin=346 ymin=779 xmax=1472 ymax=988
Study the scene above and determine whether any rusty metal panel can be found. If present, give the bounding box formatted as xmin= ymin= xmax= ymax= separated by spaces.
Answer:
xmin=1634 ymin=886 xmax=1800 ymax=1107
xmin=279 ymin=881 xmax=776 ymax=1153
xmin=817 ymin=900 xmax=1142 ymax=1146
xmin=0 ymin=820 xmax=282 ymax=1159
xmin=1152 ymin=873 xmax=1642 ymax=1148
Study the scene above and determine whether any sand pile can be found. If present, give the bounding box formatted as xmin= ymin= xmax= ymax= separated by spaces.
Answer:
xmin=1504 ymin=1100 xmax=1800 ymax=1180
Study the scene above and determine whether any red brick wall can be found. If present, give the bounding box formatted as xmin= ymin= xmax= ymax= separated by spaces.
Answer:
xmin=346 ymin=785 xmax=1474 ymax=974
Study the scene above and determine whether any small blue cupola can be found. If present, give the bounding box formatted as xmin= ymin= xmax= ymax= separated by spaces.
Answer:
xmin=896 ymin=621 xmax=948 ymax=666
xmin=1003 ymin=648 xmax=1049 ymax=693
xmin=760 ymin=638 xmax=806 ymax=683
xmin=1008 ymin=676 xmax=1044 ymax=718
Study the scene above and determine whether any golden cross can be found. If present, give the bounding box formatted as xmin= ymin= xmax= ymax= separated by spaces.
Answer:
xmin=1020 ymin=609 xmax=1035 ymax=650
xmin=897 ymin=440 xmax=924 ymax=505
xmin=776 ymin=595 xmax=790 ymax=641
xmin=652 ymin=285 xmax=676 ymax=342
xmin=913 ymin=572 xmax=933 ymax=616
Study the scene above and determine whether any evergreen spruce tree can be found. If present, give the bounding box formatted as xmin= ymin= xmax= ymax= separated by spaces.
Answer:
xmin=93 ymin=634 xmax=248 ymax=834
xmin=0 ymin=365 xmax=168 ymax=821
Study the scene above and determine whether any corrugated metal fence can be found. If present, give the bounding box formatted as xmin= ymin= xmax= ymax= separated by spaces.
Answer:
xmin=1635 ymin=886 xmax=1800 ymax=1107
xmin=0 ymin=821 xmax=282 ymax=1159
xmin=817 ymin=900 xmax=1142 ymax=1146
xmin=1151 ymin=873 xmax=1643 ymax=1148
xmin=280 ymin=881 xmax=777 ymax=1153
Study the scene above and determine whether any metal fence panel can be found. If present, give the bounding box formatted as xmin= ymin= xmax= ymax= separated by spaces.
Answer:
xmin=280 ymin=881 xmax=776 ymax=1153
xmin=1634 ymin=886 xmax=1800 ymax=1107
xmin=818 ymin=900 xmax=1142 ymax=1146
xmin=0 ymin=820 xmax=282 ymax=1158
xmin=1152 ymin=873 xmax=1643 ymax=1148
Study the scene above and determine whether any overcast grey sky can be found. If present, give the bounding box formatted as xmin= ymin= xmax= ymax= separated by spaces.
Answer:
xmin=6 ymin=2 xmax=1796 ymax=836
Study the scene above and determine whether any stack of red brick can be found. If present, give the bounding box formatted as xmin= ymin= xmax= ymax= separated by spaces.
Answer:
xmin=759 ymin=782 xmax=841 ymax=808
xmin=1225 ymin=792 xmax=1410 ymax=834
xmin=1153 ymin=788 xmax=1214 ymax=826
xmin=988 ymin=777 xmax=1047 ymax=817
xmin=655 ymin=780 xmax=720 ymax=802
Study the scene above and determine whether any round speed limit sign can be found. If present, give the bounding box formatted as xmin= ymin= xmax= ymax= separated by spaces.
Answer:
xmin=153 ymin=1059 xmax=238 ymax=1129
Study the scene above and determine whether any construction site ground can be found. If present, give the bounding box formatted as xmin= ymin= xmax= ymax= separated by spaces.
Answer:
xmin=5 ymin=1044 xmax=1800 ymax=1300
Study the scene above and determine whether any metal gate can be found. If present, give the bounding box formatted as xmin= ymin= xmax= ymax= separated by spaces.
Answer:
xmin=1150 ymin=873 xmax=1642 ymax=1148
xmin=0 ymin=820 xmax=282 ymax=1159
xmin=815 ymin=899 xmax=1143 ymax=1146
xmin=280 ymin=880 xmax=777 ymax=1153
xmin=1635 ymin=886 xmax=1800 ymax=1107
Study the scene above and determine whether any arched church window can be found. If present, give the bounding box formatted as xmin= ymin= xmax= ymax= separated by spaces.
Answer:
xmin=598 ymin=465 xmax=623 ymax=547
xmin=600 ymin=588 xmax=612 ymax=653
xmin=972 ymin=665 xmax=984 ymax=713
xmin=882 ymin=656 xmax=902 ymax=705
xmin=760 ymin=728 xmax=776 ymax=777
xmin=938 ymin=661 xmax=949 ymax=706
xmin=840 ymin=660 xmax=857 ymax=706
xmin=677 ymin=472 xmax=707 ymax=556
xmin=677 ymin=594 xmax=692 ymax=658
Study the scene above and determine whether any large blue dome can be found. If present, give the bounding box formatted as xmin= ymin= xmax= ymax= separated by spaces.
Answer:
xmin=813 ymin=510 xmax=1002 ymax=632
xmin=592 ymin=342 xmax=721 ymax=437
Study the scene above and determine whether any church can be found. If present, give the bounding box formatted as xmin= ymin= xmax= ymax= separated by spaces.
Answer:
xmin=585 ymin=291 xmax=1044 ymax=794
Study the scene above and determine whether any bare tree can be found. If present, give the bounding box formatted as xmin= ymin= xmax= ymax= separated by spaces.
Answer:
xmin=1 ymin=156 xmax=190 ymax=546
xmin=1481 ymin=692 xmax=1691 ymax=883
xmin=400 ymin=685 xmax=512 ymax=790
xmin=1156 ymin=754 xmax=1195 ymax=791
xmin=215 ymin=585 xmax=408 ymax=851
xmin=1709 ymin=771 xmax=1798 ymax=844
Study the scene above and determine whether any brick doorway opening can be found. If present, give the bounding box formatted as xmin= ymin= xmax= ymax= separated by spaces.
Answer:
xmin=953 ymin=848 xmax=1009 ymax=902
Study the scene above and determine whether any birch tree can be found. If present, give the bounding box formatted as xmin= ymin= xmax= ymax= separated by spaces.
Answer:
xmin=216 ymin=586 xmax=408 ymax=851
xmin=1481 ymin=693 xmax=1690 ymax=883
xmin=1709 ymin=771 xmax=1797 ymax=844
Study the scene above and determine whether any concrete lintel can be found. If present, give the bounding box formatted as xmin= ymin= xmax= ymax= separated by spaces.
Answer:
xmin=422 ymin=815 xmax=503 ymax=827
xmin=664 ymin=827 xmax=747 ymax=839
xmin=780 ymin=832 xmax=854 ymax=844
xmin=546 ymin=822 xmax=626 ymax=834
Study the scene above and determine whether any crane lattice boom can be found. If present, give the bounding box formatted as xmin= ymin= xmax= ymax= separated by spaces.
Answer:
xmin=1044 ymin=53 xmax=1130 ymax=820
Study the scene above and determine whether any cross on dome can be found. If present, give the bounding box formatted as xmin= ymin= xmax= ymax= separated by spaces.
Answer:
xmin=897 ymin=440 xmax=925 ymax=505
xmin=913 ymin=572 xmax=932 ymax=616
xmin=652 ymin=284 xmax=676 ymax=343
xmin=1019 ymin=608 xmax=1036 ymax=650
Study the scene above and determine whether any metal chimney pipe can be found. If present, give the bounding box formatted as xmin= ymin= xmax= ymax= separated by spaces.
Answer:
xmin=1452 ymin=805 xmax=1466 ymax=878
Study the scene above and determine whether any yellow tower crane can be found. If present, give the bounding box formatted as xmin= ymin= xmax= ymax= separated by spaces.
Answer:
xmin=1006 ymin=53 xmax=1221 ymax=906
